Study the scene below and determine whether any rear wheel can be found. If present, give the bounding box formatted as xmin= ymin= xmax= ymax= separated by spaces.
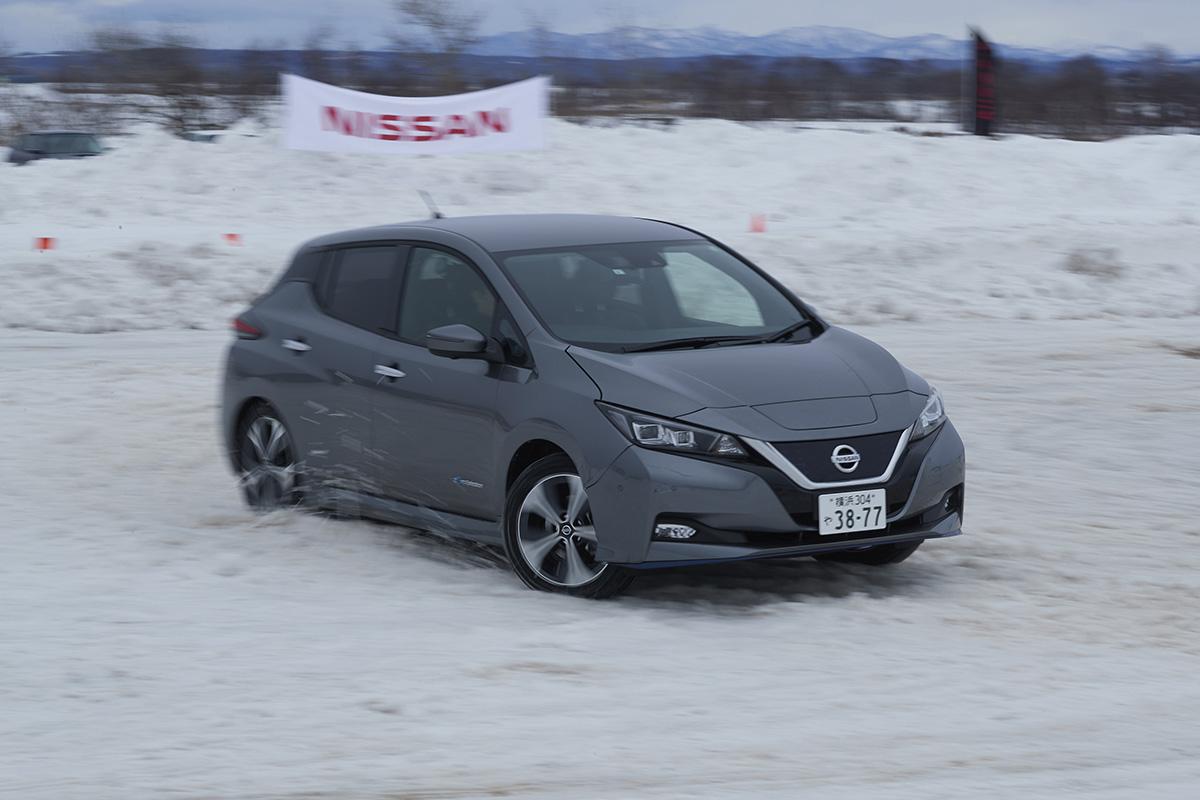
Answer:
xmin=236 ymin=404 xmax=302 ymax=510
xmin=815 ymin=540 xmax=922 ymax=566
xmin=504 ymin=454 xmax=634 ymax=599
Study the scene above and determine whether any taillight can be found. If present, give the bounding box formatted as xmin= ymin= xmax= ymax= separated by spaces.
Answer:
xmin=233 ymin=317 xmax=263 ymax=339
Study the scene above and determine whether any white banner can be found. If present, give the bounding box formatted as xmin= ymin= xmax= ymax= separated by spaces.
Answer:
xmin=281 ymin=74 xmax=549 ymax=155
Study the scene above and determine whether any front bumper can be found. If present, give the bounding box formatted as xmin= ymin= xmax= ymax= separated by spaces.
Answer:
xmin=586 ymin=420 xmax=965 ymax=566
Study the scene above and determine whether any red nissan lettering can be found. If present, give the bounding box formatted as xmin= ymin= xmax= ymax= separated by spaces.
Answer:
xmin=442 ymin=114 xmax=474 ymax=138
xmin=412 ymin=115 xmax=438 ymax=142
xmin=321 ymin=106 xmax=355 ymax=136
xmin=378 ymin=114 xmax=402 ymax=141
xmin=476 ymin=109 xmax=510 ymax=133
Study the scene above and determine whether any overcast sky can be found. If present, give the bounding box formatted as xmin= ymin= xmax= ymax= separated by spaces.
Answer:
xmin=1 ymin=0 xmax=1197 ymax=53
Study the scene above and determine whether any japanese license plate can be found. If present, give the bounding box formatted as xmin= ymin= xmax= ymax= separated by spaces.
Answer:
xmin=818 ymin=489 xmax=887 ymax=535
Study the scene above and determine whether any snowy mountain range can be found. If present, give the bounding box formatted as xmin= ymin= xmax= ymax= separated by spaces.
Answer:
xmin=469 ymin=25 xmax=1180 ymax=63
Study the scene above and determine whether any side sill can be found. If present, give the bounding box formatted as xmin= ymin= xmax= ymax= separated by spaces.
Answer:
xmin=313 ymin=487 xmax=504 ymax=545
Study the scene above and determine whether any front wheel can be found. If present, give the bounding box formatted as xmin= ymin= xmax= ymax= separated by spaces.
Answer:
xmin=503 ymin=454 xmax=634 ymax=599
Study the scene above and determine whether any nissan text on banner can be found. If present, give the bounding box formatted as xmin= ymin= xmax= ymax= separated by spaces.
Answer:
xmin=282 ymin=74 xmax=549 ymax=155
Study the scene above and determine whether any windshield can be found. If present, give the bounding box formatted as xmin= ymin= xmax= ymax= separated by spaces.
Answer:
xmin=24 ymin=134 xmax=102 ymax=155
xmin=499 ymin=240 xmax=809 ymax=352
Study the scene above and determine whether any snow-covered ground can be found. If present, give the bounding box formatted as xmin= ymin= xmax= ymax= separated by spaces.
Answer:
xmin=2 ymin=122 xmax=1199 ymax=797
xmin=3 ymin=320 xmax=1199 ymax=798
xmin=2 ymin=120 xmax=1198 ymax=332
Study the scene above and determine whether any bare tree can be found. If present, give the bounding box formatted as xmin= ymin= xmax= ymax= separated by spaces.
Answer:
xmin=524 ymin=7 xmax=557 ymax=63
xmin=299 ymin=23 xmax=337 ymax=84
xmin=342 ymin=40 xmax=383 ymax=90
xmin=1138 ymin=45 xmax=1184 ymax=127
xmin=0 ymin=36 xmax=19 ymax=139
xmin=82 ymin=26 xmax=211 ymax=134
xmin=600 ymin=3 xmax=651 ymax=113
xmin=229 ymin=38 xmax=286 ymax=122
xmin=523 ymin=7 xmax=559 ymax=111
xmin=144 ymin=30 xmax=211 ymax=134
xmin=602 ymin=4 xmax=647 ymax=61
xmin=88 ymin=25 xmax=154 ymax=84
xmin=392 ymin=0 xmax=485 ymax=93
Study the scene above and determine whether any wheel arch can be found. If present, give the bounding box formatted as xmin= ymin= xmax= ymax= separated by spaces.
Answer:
xmin=506 ymin=438 xmax=572 ymax=493
xmin=227 ymin=395 xmax=277 ymax=470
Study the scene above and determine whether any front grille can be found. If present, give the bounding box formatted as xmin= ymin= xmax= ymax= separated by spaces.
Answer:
xmin=772 ymin=432 xmax=938 ymax=530
xmin=773 ymin=430 xmax=905 ymax=484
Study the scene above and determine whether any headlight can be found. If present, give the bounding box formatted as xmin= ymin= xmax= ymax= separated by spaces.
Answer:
xmin=598 ymin=403 xmax=748 ymax=459
xmin=911 ymin=386 xmax=946 ymax=440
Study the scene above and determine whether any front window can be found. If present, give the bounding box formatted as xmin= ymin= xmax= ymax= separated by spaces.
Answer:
xmin=398 ymin=247 xmax=497 ymax=341
xmin=499 ymin=240 xmax=808 ymax=352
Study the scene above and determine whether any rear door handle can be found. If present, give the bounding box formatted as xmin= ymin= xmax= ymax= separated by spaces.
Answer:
xmin=282 ymin=339 xmax=311 ymax=352
xmin=374 ymin=364 xmax=406 ymax=379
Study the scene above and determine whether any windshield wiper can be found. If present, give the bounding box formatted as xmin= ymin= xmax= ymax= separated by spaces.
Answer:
xmin=759 ymin=319 xmax=814 ymax=344
xmin=621 ymin=335 xmax=763 ymax=353
xmin=620 ymin=320 xmax=816 ymax=353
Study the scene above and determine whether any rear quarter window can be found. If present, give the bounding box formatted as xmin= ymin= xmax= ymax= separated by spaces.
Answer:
xmin=285 ymin=249 xmax=326 ymax=284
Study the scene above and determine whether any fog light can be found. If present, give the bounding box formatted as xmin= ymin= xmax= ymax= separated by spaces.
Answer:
xmin=655 ymin=523 xmax=697 ymax=540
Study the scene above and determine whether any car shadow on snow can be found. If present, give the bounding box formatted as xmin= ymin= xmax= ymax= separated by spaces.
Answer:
xmin=369 ymin=523 xmax=946 ymax=609
xmin=622 ymin=556 xmax=947 ymax=609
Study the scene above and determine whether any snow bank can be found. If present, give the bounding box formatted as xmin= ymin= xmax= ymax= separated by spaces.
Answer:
xmin=2 ymin=121 xmax=1198 ymax=332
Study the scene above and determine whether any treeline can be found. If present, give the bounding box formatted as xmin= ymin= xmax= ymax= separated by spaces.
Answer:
xmin=2 ymin=16 xmax=1199 ymax=139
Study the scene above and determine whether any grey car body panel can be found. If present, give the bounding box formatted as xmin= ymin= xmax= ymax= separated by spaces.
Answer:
xmin=566 ymin=325 xmax=929 ymax=439
xmin=635 ymin=517 xmax=962 ymax=568
xmin=592 ymin=421 xmax=965 ymax=564
xmin=222 ymin=214 xmax=965 ymax=568
xmin=494 ymin=330 xmax=631 ymax=491
xmin=298 ymin=214 xmax=703 ymax=254
xmin=680 ymin=391 xmax=929 ymax=443
xmin=754 ymin=396 xmax=877 ymax=429
xmin=567 ymin=327 xmax=919 ymax=412
xmin=226 ymin=281 xmax=387 ymax=492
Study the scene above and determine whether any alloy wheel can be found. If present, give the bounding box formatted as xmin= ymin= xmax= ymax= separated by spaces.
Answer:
xmin=240 ymin=415 xmax=299 ymax=509
xmin=516 ymin=473 xmax=607 ymax=587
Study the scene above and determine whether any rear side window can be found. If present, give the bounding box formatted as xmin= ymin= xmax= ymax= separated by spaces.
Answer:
xmin=321 ymin=246 xmax=401 ymax=333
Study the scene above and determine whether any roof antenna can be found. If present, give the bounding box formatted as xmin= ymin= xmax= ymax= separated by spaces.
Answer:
xmin=419 ymin=190 xmax=445 ymax=219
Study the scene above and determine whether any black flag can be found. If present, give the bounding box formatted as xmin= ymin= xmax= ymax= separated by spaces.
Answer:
xmin=972 ymin=28 xmax=998 ymax=135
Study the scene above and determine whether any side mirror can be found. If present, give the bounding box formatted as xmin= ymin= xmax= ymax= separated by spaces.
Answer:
xmin=425 ymin=324 xmax=501 ymax=362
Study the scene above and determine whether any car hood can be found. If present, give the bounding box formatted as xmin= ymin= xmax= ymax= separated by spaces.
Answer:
xmin=569 ymin=326 xmax=930 ymax=438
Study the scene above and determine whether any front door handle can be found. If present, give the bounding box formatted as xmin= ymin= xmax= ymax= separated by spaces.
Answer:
xmin=374 ymin=364 xmax=406 ymax=379
xmin=282 ymin=338 xmax=311 ymax=352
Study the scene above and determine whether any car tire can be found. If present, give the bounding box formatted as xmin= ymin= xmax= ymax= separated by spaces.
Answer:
xmin=815 ymin=540 xmax=922 ymax=566
xmin=503 ymin=454 xmax=634 ymax=599
xmin=236 ymin=403 xmax=303 ymax=511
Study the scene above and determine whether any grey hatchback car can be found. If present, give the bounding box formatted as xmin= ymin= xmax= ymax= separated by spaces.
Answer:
xmin=222 ymin=214 xmax=964 ymax=597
